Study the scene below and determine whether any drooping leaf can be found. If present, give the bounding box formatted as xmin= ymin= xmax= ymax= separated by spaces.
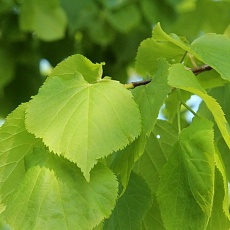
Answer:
xmin=131 ymin=58 xmax=171 ymax=136
xmin=26 ymin=72 xmax=141 ymax=181
xmin=168 ymin=63 xmax=230 ymax=149
xmin=19 ymin=0 xmax=67 ymax=41
xmin=157 ymin=117 xmax=215 ymax=230
xmin=50 ymin=54 xmax=104 ymax=83
xmin=103 ymin=173 xmax=152 ymax=230
xmin=2 ymin=147 xmax=118 ymax=230
xmin=206 ymin=166 xmax=230 ymax=229
xmin=0 ymin=103 xmax=40 ymax=205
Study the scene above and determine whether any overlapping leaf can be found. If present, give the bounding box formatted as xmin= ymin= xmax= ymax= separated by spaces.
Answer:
xmin=103 ymin=173 xmax=151 ymax=230
xmin=26 ymin=71 xmax=141 ymax=181
xmin=3 ymin=147 xmax=118 ymax=230
xmin=157 ymin=117 xmax=215 ymax=230
xmin=0 ymin=103 xmax=40 ymax=205
xmin=168 ymin=63 xmax=230 ymax=149
xmin=132 ymin=58 xmax=171 ymax=136
xmin=135 ymin=120 xmax=178 ymax=194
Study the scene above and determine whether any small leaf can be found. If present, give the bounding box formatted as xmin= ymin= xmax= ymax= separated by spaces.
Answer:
xmin=19 ymin=0 xmax=67 ymax=41
xmin=2 ymin=148 xmax=118 ymax=230
xmin=168 ymin=63 xmax=230 ymax=149
xmin=104 ymin=173 xmax=152 ymax=230
xmin=50 ymin=54 xmax=104 ymax=83
xmin=26 ymin=73 xmax=141 ymax=181
xmin=157 ymin=117 xmax=215 ymax=230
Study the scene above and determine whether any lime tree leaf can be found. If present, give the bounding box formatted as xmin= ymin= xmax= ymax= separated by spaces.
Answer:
xmin=2 ymin=147 xmax=118 ymax=230
xmin=141 ymin=195 xmax=165 ymax=230
xmin=190 ymin=34 xmax=230 ymax=81
xmin=157 ymin=117 xmax=215 ymax=230
xmin=26 ymin=73 xmax=141 ymax=181
xmin=109 ymin=133 xmax=146 ymax=192
xmin=206 ymin=165 xmax=230 ymax=230
xmin=135 ymin=120 xmax=178 ymax=194
xmin=103 ymin=173 xmax=152 ymax=230
xmin=146 ymin=23 xmax=230 ymax=81
xmin=132 ymin=58 xmax=171 ymax=136
xmin=50 ymin=54 xmax=105 ymax=83
xmin=0 ymin=103 xmax=40 ymax=205
xmin=135 ymin=24 xmax=185 ymax=76
xmin=20 ymin=0 xmax=67 ymax=41
xmin=168 ymin=63 xmax=230 ymax=149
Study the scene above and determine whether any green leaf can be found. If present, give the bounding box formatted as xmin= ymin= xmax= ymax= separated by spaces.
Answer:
xmin=2 ymin=147 xmax=118 ymax=230
xmin=20 ymin=0 xmax=67 ymax=41
xmin=157 ymin=117 xmax=215 ymax=230
xmin=135 ymin=38 xmax=184 ymax=77
xmin=0 ymin=103 xmax=40 ymax=205
xmin=26 ymin=72 xmax=141 ymax=181
xmin=50 ymin=54 xmax=104 ymax=83
xmin=109 ymin=133 xmax=146 ymax=192
xmin=190 ymin=34 xmax=230 ymax=81
xmin=104 ymin=173 xmax=152 ymax=230
xmin=168 ymin=63 xmax=230 ymax=149
xmin=206 ymin=165 xmax=230 ymax=230
xmin=135 ymin=120 xmax=178 ymax=194
xmin=131 ymin=58 xmax=171 ymax=136
xmin=141 ymin=195 xmax=165 ymax=230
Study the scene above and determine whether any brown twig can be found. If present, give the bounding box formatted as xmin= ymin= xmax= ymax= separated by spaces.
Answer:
xmin=125 ymin=64 xmax=212 ymax=89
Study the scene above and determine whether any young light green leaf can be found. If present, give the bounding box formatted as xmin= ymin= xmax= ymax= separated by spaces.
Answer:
xmin=168 ymin=63 xmax=230 ymax=149
xmin=0 ymin=103 xmax=40 ymax=205
xmin=157 ymin=117 xmax=215 ymax=230
xmin=50 ymin=54 xmax=104 ymax=83
xmin=103 ymin=173 xmax=152 ymax=230
xmin=26 ymin=73 xmax=141 ymax=181
xmin=19 ymin=0 xmax=67 ymax=41
xmin=135 ymin=30 xmax=185 ymax=76
xmin=132 ymin=58 xmax=171 ymax=136
xmin=3 ymin=148 xmax=118 ymax=230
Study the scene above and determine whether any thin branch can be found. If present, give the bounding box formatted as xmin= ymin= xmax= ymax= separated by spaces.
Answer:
xmin=126 ymin=64 xmax=212 ymax=89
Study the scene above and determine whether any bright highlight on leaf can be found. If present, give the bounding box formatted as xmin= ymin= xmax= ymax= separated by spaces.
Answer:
xmin=26 ymin=63 xmax=141 ymax=181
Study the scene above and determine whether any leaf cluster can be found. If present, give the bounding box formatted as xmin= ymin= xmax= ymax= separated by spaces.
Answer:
xmin=0 ymin=22 xmax=230 ymax=229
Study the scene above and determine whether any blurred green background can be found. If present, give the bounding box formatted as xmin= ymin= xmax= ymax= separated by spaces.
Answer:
xmin=0 ymin=0 xmax=230 ymax=118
